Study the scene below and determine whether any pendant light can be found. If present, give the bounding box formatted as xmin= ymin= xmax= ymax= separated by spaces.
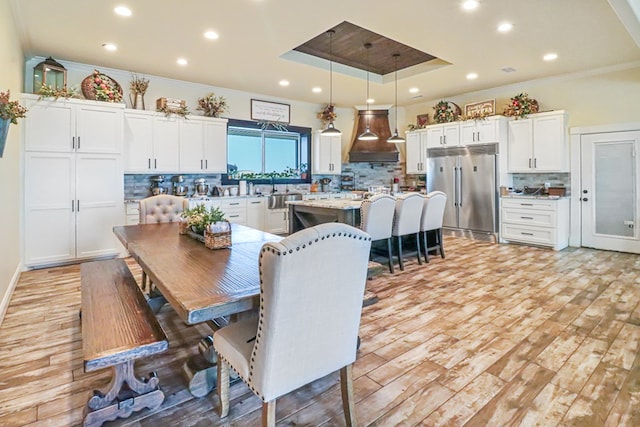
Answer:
xmin=387 ymin=53 xmax=406 ymax=143
xmin=358 ymin=43 xmax=378 ymax=141
xmin=321 ymin=29 xmax=341 ymax=135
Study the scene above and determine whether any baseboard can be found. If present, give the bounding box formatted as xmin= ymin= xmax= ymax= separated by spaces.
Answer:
xmin=0 ymin=262 xmax=22 ymax=326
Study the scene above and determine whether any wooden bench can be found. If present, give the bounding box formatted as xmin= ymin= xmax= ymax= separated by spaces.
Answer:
xmin=81 ymin=258 xmax=169 ymax=427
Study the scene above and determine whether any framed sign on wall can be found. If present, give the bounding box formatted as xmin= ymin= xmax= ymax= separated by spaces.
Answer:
xmin=464 ymin=99 xmax=495 ymax=118
xmin=251 ymin=99 xmax=290 ymax=124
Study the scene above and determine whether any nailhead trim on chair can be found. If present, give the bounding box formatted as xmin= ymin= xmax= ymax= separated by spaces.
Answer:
xmin=217 ymin=229 xmax=371 ymax=402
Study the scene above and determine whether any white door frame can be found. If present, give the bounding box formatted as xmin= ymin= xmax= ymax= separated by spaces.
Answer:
xmin=569 ymin=122 xmax=640 ymax=248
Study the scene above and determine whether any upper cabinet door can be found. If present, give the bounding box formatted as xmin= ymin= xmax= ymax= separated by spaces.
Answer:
xmin=203 ymin=119 xmax=228 ymax=173
xmin=475 ymin=119 xmax=498 ymax=143
xmin=426 ymin=126 xmax=443 ymax=148
xmin=153 ymin=117 xmax=180 ymax=173
xmin=76 ymin=104 xmax=123 ymax=154
xmin=508 ymin=119 xmax=534 ymax=172
xmin=533 ymin=114 xmax=566 ymax=171
xmin=442 ymin=123 xmax=460 ymax=146
xmin=124 ymin=111 xmax=154 ymax=173
xmin=405 ymin=132 xmax=423 ymax=173
xmin=179 ymin=119 xmax=205 ymax=173
xmin=23 ymin=99 xmax=74 ymax=153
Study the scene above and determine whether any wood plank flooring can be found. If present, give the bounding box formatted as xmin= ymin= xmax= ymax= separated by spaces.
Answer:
xmin=1 ymin=236 xmax=640 ymax=426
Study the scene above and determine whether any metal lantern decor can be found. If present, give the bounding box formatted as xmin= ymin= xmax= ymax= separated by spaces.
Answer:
xmin=33 ymin=57 xmax=67 ymax=93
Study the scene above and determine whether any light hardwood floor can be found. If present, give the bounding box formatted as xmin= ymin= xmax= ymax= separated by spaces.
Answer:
xmin=1 ymin=236 xmax=640 ymax=426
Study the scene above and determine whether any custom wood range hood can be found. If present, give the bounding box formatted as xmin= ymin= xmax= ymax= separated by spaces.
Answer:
xmin=348 ymin=109 xmax=399 ymax=163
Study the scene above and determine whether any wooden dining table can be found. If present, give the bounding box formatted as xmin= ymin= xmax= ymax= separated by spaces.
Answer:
xmin=113 ymin=222 xmax=282 ymax=396
xmin=113 ymin=222 xmax=282 ymax=325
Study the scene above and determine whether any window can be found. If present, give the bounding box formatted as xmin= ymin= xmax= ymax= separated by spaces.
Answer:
xmin=223 ymin=119 xmax=311 ymax=184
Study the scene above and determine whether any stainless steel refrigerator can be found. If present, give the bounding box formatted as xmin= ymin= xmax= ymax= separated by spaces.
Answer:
xmin=427 ymin=144 xmax=498 ymax=233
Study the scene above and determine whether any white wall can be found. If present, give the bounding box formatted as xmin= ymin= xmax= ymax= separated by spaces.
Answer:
xmin=0 ymin=0 xmax=25 ymax=324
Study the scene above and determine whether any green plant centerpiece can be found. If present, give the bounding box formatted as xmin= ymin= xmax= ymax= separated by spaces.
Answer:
xmin=503 ymin=92 xmax=539 ymax=119
xmin=181 ymin=204 xmax=227 ymax=234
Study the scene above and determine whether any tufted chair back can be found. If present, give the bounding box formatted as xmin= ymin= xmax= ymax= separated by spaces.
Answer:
xmin=213 ymin=223 xmax=372 ymax=426
xmin=138 ymin=195 xmax=188 ymax=224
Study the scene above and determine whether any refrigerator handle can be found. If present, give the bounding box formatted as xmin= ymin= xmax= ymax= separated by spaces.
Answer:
xmin=458 ymin=167 xmax=463 ymax=207
xmin=452 ymin=166 xmax=458 ymax=207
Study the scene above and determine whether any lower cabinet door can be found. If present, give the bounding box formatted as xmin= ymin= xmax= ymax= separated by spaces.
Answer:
xmin=265 ymin=209 xmax=288 ymax=234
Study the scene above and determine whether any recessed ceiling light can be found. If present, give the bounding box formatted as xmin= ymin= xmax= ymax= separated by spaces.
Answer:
xmin=177 ymin=58 xmax=188 ymax=66
xmin=279 ymin=80 xmax=289 ymax=87
xmin=204 ymin=31 xmax=219 ymax=40
xmin=366 ymin=98 xmax=375 ymax=104
xmin=462 ymin=0 xmax=479 ymax=11
xmin=497 ymin=22 xmax=513 ymax=32
xmin=114 ymin=6 xmax=132 ymax=16
xmin=543 ymin=53 xmax=558 ymax=61
xmin=312 ymin=87 xmax=322 ymax=93
xmin=409 ymin=87 xmax=419 ymax=94
xmin=466 ymin=72 xmax=478 ymax=80
xmin=102 ymin=43 xmax=117 ymax=51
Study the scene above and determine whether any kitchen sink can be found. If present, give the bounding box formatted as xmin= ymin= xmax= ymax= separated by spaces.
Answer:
xmin=268 ymin=192 xmax=302 ymax=209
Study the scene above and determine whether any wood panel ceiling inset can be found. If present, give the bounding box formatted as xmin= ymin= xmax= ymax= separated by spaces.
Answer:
xmin=293 ymin=21 xmax=438 ymax=76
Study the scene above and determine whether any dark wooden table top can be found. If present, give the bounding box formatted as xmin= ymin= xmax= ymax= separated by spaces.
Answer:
xmin=113 ymin=223 xmax=282 ymax=325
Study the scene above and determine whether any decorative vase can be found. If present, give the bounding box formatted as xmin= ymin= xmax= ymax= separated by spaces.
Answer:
xmin=129 ymin=93 xmax=145 ymax=110
xmin=0 ymin=118 xmax=10 ymax=158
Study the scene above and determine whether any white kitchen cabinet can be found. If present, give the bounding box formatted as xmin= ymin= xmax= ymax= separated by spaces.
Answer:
xmin=312 ymin=131 xmax=342 ymax=174
xmin=179 ymin=117 xmax=228 ymax=173
xmin=500 ymin=197 xmax=569 ymax=250
xmin=246 ymin=197 xmax=266 ymax=230
xmin=125 ymin=201 xmax=140 ymax=225
xmin=507 ymin=111 xmax=568 ymax=172
xmin=22 ymin=96 xmax=125 ymax=267
xmin=24 ymin=152 xmax=124 ymax=266
xmin=23 ymin=95 xmax=123 ymax=154
xmin=152 ymin=116 xmax=181 ymax=173
xmin=405 ymin=130 xmax=427 ymax=174
xmin=124 ymin=110 xmax=179 ymax=173
xmin=426 ymin=123 xmax=460 ymax=148
xmin=265 ymin=208 xmax=288 ymax=234
xmin=460 ymin=116 xmax=505 ymax=145
xmin=220 ymin=198 xmax=247 ymax=225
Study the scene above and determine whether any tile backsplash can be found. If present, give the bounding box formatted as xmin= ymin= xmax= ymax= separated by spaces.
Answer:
xmin=510 ymin=172 xmax=570 ymax=194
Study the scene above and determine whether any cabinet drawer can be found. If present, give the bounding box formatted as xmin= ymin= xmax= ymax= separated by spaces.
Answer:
xmin=501 ymin=223 xmax=555 ymax=246
xmin=220 ymin=198 xmax=247 ymax=209
xmin=502 ymin=208 xmax=555 ymax=227
xmin=125 ymin=215 xmax=139 ymax=225
xmin=223 ymin=207 xmax=246 ymax=224
xmin=501 ymin=198 xmax=556 ymax=211
xmin=125 ymin=203 xmax=140 ymax=215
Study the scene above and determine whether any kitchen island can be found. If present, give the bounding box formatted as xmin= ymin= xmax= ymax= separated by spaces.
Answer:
xmin=287 ymin=199 xmax=363 ymax=234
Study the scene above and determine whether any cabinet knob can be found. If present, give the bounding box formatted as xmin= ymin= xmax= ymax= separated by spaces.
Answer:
xmin=582 ymin=189 xmax=588 ymax=194
xmin=582 ymin=197 xmax=588 ymax=202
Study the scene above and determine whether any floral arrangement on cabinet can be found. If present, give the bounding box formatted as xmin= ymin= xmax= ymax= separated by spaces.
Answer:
xmin=197 ymin=93 xmax=229 ymax=118
xmin=317 ymin=104 xmax=337 ymax=126
xmin=503 ymin=92 xmax=539 ymax=119
xmin=91 ymin=70 xmax=123 ymax=103
xmin=129 ymin=74 xmax=149 ymax=110
xmin=37 ymin=84 xmax=78 ymax=100
xmin=432 ymin=100 xmax=461 ymax=123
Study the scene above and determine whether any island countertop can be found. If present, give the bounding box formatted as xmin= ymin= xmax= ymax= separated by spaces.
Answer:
xmin=286 ymin=199 xmax=363 ymax=210
xmin=287 ymin=199 xmax=363 ymax=233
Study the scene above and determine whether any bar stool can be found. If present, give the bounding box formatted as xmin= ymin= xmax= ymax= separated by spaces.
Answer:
xmin=420 ymin=191 xmax=447 ymax=262
xmin=360 ymin=194 xmax=396 ymax=273
xmin=391 ymin=193 xmax=425 ymax=271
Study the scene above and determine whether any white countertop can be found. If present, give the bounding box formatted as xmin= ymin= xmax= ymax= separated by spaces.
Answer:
xmin=501 ymin=194 xmax=565 ymax=200
xmin=286 ymin=199 xmax=363 ymax=210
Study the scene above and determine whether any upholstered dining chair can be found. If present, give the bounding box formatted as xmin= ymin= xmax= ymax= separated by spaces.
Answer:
xmin=360 ymin=194 xmax=397 ymax=273
xmin=138 ymin=194 xmax=188 ymax=224
xmin=420 ymin=191 xmax=448 ymax=263
xmin=138 ymin=195 xmax=189 ymax=292
xmin=213 ymin=223 xmax=372 ymax=427
xmin=391 ymin=192 xmax=425 ymax=271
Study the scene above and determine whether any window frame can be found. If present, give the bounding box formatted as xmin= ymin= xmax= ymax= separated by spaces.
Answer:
xmin=222 ymin=119 xmax=311 ymax=185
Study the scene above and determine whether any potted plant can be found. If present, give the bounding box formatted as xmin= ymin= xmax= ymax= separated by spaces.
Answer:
xmin=0 ymin=90 xmax=28 ymax=157
xmin=181 ymin=204 xmax=227 ymax=234
xmin=299 ymin=163 xmax=308 ymax=180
